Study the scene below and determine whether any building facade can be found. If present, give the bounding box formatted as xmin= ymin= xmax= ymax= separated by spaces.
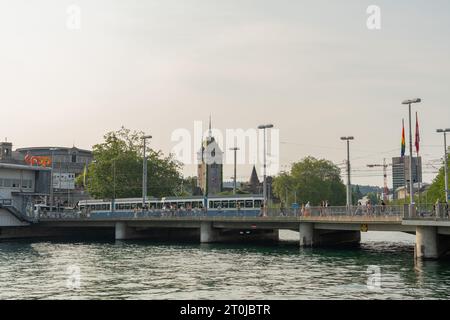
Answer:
xmin=392 ymin=156 xmax=422 ymax=199
xmin=197 ymin=126 xmax=223 ymax=196
xmin=16 ymin=146 xmax=93 ymax=206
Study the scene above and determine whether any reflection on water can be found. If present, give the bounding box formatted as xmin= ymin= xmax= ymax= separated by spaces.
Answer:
xmin=0 ymin=231 xmax=449 ymax=299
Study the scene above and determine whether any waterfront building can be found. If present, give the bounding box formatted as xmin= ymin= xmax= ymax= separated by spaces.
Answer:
xmin=15 ymin=146 xmax=93 ymax=206
xmin=391 ymin=156 xmax=422 ymax=199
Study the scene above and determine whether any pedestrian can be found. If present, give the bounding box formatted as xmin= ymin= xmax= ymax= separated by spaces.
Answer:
xmin=280 ymin=201 xmax=285 ymax=217
xmin=305 ymin=201 xmax=311 ymax=217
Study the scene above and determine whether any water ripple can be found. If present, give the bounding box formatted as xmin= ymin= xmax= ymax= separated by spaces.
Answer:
xmin=0 ymin=231 xmax=449 ymax=299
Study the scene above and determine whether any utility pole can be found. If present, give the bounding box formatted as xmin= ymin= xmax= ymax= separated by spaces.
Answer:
xmin=341 ymin=137 xmax=354 ymax=211
xmin=141 ymin=135 xmax=152 ymax=209
xmin=229 ymin=147 xmax=239 ymax=195
xmin=437 ymin=129 xmax=450 ymax=203
xmin=401 ymin=98 xmax=421 ymax=215
xmin=49 ymin=148 xmax=58 ymax=212
xmin=258 ymin=124 xmax=274 ymax=215
xmin=367 ymin=158 xmax=392 ymax=202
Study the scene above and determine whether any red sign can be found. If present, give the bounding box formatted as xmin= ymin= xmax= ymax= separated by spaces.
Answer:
xmin=24 ymin=154 xmax=52 ymax=167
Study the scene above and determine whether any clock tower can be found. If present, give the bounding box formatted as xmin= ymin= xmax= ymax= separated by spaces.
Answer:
xmin=197 ymin=117 xmax=223 ymax=195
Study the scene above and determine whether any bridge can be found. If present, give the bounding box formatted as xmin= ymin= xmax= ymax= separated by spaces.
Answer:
xmin=1 ymin=200 xmax=450 ymax=260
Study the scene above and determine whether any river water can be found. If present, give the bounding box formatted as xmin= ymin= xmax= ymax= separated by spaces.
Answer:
xmin=0 ymin=231 xmax=449 ymax=300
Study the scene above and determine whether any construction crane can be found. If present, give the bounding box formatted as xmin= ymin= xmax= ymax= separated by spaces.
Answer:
xmin=367 ymin=158 xmax=392 ymax=201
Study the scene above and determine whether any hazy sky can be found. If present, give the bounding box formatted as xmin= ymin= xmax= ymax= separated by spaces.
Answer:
xmin=1 ymin=0 xmax=450 ymax=188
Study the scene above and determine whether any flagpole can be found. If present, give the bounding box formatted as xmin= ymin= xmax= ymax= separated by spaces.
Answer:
xmin=415 ymin=112 xmax=421 ymax=211
xmin=402 ymin=119 xmax=407 ymax=205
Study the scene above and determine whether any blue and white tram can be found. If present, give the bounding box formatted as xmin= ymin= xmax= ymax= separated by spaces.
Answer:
xmin=77 ymin=195 xmax=264 ymax=218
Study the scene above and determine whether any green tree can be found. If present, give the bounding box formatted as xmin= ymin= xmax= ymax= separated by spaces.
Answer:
xmin=425 ymin=155 xmax=450 ymax=203
xmin=82 ymin=127 xmax=183 ymax=199
xmin=352 ymin=185 xmax=363 ymax=205
xmin=272 ymin=156 xmax=346 ymax=206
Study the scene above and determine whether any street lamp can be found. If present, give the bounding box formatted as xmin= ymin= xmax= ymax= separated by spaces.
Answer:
xmin=49 ymin=148 xmax=59 ymax=212
xmin=229 ymin=147 xmax=240 ymax=195
xmin=141 ymin=135 xmax=152 ymax=209
xmin=340 ymin=136 xmax=354 ymax=211
xmin=437 ymin=128 xmax=450 ymax=203
xmin=401 ymin=98 xmax=421 ymax=215
xmin=112 ymin=158 xmax=116 ymax=213
xmin=258 ymin=124 xmax=274 ymax=215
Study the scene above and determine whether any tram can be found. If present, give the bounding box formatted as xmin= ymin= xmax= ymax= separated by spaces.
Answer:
xmin=77 ymin=194 xmax=264 ymax=218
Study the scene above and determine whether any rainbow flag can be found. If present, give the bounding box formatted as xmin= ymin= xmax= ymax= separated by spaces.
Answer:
xmin=401 ymin=119 xmax=406 ymax=157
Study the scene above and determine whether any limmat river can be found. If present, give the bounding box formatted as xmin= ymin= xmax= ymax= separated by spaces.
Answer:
xmin=0 ymin=231 xmax=449 ymax=300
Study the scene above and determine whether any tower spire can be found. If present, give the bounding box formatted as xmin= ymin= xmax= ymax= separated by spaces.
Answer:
xmin=208 ymin=114 xmax=212 ymax=138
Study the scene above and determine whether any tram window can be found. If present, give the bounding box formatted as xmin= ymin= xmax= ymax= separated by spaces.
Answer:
xmin=192 ymin=201 xmax=198 ymax=208
xmin=156 ymin=203 xmax=162 ymax=209
xmin=106 ymin=204 xmax=111 ymax=211
xmin=101 ymin=204 xmax=107 ymax=210
xmin=209 ymin=201 xmax=213 ymax=208
xmin=245 ymin=200 xmax=253 ymax=208
xmin=214 ymin=201 xmax=222 ymax=208
xmin=229 ymin=200 xmax=236 ymax=208
xmin=238 ymin=200 xmax=245 ymax=208
xmin=118 ymin=204 xmax=124 ymax=210
xmin=221 ymin=201 xmax=229 ymax=208
xmin=254 ymin=200 xmax=262 ymax=208
xmin=131 ymin=203 xmax=137 ymax=209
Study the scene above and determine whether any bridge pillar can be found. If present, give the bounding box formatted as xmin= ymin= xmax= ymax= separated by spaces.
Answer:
xmin=299 ymin=223 xmax=314 ymax=247
xmin=200 ymin=222 xmax=217 ymax=243
xmin=115 ymin=222 xmax=131 ymax=240
xmin=416 ymin=226 xmax=439 ymax=259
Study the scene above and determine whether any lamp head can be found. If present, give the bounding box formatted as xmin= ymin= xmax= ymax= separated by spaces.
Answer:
xmin=402 ymin=98 xmax=421 ymax=105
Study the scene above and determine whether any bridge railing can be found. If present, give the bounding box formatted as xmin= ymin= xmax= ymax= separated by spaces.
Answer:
xmin=267 ymin=205 xmax=406 ymax=218
xmin=37 ymin=204 xmax=412 ymax=220
xmin=408 ymin=203 xmax=449 ymax=220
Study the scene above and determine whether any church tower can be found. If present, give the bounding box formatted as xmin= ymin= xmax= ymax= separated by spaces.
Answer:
xmin=197 ymin=117 xmax=223 ymax=195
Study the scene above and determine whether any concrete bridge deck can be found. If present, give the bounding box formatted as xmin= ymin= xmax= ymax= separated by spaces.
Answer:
xmin=1 ymin=203 xmax=450 ymax=260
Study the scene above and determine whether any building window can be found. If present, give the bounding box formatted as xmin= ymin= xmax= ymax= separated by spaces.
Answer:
xmin=71 ymin=153 xmax=77 ymax=163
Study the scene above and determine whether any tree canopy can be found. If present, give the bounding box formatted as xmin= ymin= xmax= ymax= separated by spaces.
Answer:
xmin=80 ymin=127 xmax=183 ymax=199
xmin=425 ymin=155 xmax=449 ymax=203
xmin=272 ymin=156 xmax=346 ymax=206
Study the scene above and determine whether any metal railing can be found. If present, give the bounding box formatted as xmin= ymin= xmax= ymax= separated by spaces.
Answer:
xmin=268 ymin=205 xmax=405 ymax=218
xmin=36 ymin=205 xmax=413 ymax=221
xmin=408 ymin=203 xmax=450 ymax=220
xmin=0 ymin=198 xmax=37 ymax=223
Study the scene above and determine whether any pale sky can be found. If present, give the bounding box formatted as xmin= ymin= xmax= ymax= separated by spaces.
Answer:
xmin=1 ymin=0 xmax=450 ymax=188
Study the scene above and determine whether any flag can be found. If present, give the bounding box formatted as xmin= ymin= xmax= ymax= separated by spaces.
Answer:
xmin=401 ymin=119 xmax=406 ymax=157
xmin=415 ymin=112 xmax=420 ymax=155
xmin=83 ymin=163 xmax=88 ymax=187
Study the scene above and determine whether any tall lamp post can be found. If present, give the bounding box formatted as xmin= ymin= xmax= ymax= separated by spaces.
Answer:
xmin=437 ymin=128 xmax=450 ymax=204
xmin=258 ymin=124 xmax=274 ymax=215
xmin=402 ymin=98 xmax=421 ymax=216
xmin=141 ymin=135 xmax=152 ymax=209
xmin=112 ymin=158 xmax=116 ymax=213
xmin=229 ymin=147 xmax=240 ymax=195
xmin=340 ymin=137 xmax=354 ymax=212
xmin=49 ymin=148 xmax=59 ymax=212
